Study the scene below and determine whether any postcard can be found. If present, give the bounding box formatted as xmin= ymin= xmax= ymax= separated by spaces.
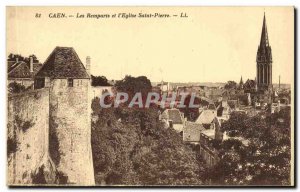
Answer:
xmin=6 ymin=6 xmax=294 ymax=187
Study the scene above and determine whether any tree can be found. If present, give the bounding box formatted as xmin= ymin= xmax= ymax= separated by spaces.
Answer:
xmin=115 ymin=75 xmax=152 ymax=98
xmin=24 ymin=54 xmax=39 ymax=64
xmin=7 ymin=53 xmax=39 ymax=63
xmin=91 ymin=75 xmax=111 ymax=86
xmin=209 ymin=109 xmax=292 ymax=185
xmin=91 ymin=75 xmax=204 ymax=185
xmin=8 ymin=82 xmax=26 ymax=94
xmin=224 ymin=81 xmax=237 ymax=90
xmin=114 ymin=75 xmax=153 ymax=108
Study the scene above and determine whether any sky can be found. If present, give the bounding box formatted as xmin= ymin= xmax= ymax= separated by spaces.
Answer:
xmin=6 ymin=6 xmax=294 ymax=84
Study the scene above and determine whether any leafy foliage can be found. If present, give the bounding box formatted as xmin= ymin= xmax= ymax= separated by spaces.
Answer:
xmin=8 ymin=53 xmax=39 ymax=63
xmin=115 ymin=75 xmax=152 ymax=104
xmin=7 ymin=137 xmax=18 ymax=157
xmin=224 ymin=81 xmax=237 ymax=90
xmin=8 ymin=82 xmax=26 ymax=94
xmin=207 ymin=108 xmax=291 ymax=185
xmin=91 ymin=76 xmax=204 ymax=185
xmin=91 ymin=75 xmax=111 ymax=86
xmin=56 ymin=171 xmax=68 ymax=184
xmin=31 ymin=165 xmax=47 ymax=184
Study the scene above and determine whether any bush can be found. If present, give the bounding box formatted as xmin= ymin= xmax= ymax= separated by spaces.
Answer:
xmin=8 ymin=82 xmax=26 ymax=94
xmin=7 ymin=137 xmax=18 ymax=157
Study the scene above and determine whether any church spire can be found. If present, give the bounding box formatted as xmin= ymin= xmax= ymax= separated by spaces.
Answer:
xmin=239 ymin=76 xmax=243 ymax=85
xmin=239 ymin=76 xmax=244 ymax=89
xmin=260 ymin=12 xmax=269 ymax=48
xmin=256 ymin=12 xmax=273 ymax=91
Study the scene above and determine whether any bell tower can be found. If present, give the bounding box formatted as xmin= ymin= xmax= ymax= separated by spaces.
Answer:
xmin=256 ymin=13 xmax=273 ymax=92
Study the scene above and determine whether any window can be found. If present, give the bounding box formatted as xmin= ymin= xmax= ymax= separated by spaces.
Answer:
xmin=34 ymin=78 xmax=45 ymax=89
xmin=68 ymin=78 xmax=73 ymax=87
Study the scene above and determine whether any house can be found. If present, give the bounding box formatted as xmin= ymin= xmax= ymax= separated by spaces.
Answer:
xmin=227 ymin=99 xmax=239 ymax=109
xmin=160 ymin=108 xmax=185 ymax=132
xmin=203 ymin=88 xmax=223 ymax=102
xmin=199 ymin=117 xmax=224 ymax=167
xmin=199 ymin=129 xmax=220 ymax=167
xmin=7 ymin=55 xmax=42 ymax=88
xmin=271 ymin=101 xmax=281 ymax=113
xmin=176 ymin=86 xmax=203 ymax=96
xmin=195 ymin=109 xmax=217 ymax=129
xmin=216 ymin=100 xmax=232 ymax=120
xmin=199 ymin=116 xmax=250 ymax=168
xmin=243 ymin=79 xmax=257 ymax=94
xmin=183 ymin=121 xmax=204 ymax=144
xmin=157 ymin=81 xmax=172 ymax=93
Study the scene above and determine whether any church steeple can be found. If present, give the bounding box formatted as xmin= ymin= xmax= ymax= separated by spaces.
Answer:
xmin=239 ymin=76 xmax=244 ymax=89
xmin=260 ymin=13 xmax=269 ymax=48
xmin=239 ymin=76 xmax=243 ymax=84
xmin=256 ymin=12 xmax=273 ymax=91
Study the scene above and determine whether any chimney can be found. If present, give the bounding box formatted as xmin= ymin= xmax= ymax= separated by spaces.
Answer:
xmin=30 ymin=56 xmax=34 ymax=73
xmin=86 ymin=56 xmax=91 ymax=76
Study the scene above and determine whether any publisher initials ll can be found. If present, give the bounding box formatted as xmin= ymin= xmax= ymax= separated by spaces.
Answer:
xmin=180 ymin=12 xmax=188 ymax=18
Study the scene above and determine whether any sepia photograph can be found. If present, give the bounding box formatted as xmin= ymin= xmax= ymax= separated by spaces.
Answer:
xmin=6 ymin=6 xmax=294 ymax=187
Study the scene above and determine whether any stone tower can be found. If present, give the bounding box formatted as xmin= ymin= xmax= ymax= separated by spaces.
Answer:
xmin=34 ymin=47 xmax=95 ymax=185
xmin=256 ymin=13 xmax=273 ymax=92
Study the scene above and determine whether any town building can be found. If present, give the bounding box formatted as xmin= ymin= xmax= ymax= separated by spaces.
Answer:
xmin=7 ymin=55 xmax=42 ymax=88
xmin=199 ymin=117 xmax=249 ymax=167
xmin=157 ymin=81 xmax=172 ymax=93
xmin=160 ymin=108 xmax=186 ymax=133
xmin=195 ymin=108 xmax=217 ymax=129
xmin=183 ymin=121 xmax=204 ymax=144
xmin=199 ymin=117 xmax=223 ymax=167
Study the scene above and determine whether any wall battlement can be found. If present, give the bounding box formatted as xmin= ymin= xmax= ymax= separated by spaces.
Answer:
xmin=7 ymin=85 xmax=95 ymax=185
xmin=7 ymin=88 xmax=57 ymax=185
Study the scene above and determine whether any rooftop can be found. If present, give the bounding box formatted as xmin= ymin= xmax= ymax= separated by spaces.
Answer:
xmin=195 ymin=109 xmax=216 ymax=124
xmin=161 ymin=108 xmax=184 ymax=124
xmin=8 ymin=61 xmax=42 ymax=79
xmin=201 ymin=129 xmax=215 ymax=139
xmin=35 ymin=47 xmax=90 ymax=79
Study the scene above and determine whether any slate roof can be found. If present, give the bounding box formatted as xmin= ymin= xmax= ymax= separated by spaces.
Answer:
xmin=7 ymin=61 xmax=42 ymax=79
xmin=161 ymin=108 xmax=184 ymax=124
xmin=184 ymin=121 xmax=205 ymax=132
xmin=201 ymin=129 xmax=215 ymax=139
xmin=195 ymin=110 xmax=216 ymax=125
xmin=183 ymin=121 xmax=204 ymax=142
xmin=243 ymin=79 xmax=256 ymax=90
xmin=35 ymin=47 xmax=90 ymax=79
